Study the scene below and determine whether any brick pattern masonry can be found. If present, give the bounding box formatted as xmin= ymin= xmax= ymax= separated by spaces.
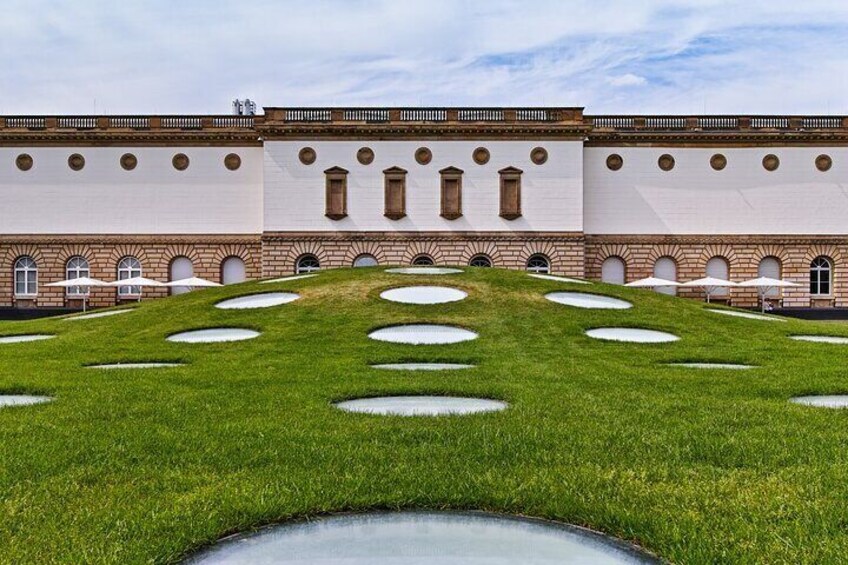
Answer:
xmin=3 ymin=233 xmax=846 ymax=308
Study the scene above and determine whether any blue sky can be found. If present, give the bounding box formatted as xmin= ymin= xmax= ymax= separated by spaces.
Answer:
xmin=1 ymin=0 xmax=846 ymax=115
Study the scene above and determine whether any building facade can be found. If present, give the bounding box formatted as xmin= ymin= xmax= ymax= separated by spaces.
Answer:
xmin=1 ymin=109 xmax=846 ymax=309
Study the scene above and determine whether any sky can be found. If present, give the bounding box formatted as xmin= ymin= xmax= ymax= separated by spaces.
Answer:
xmin=1 ymin=0 xmax=847 ymax=115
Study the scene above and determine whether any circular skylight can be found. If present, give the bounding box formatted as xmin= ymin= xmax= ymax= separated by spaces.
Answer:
xmin=368 ymin=325 xmax=478 ymax=345
xmin=585 ymin=328 xmax=679 ymax=343
xmin=380 ymin=286 xmax=467 ymax=305
xmin=545 ymin=292 xmax=631 ymax=309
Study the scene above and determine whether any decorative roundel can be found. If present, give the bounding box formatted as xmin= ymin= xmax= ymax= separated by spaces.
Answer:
xmin=657 ymin=154 xmax=675 ymax=171
xmin=68 ymin=153 xmax=85 ymax=171
xmin=356 ymin=147 xmax=375 ymax=165
xmin=816 ymin=154 xmax=833 ymax=172
xmin=224 ymin=153 xmax=242 ymax=171
xmin=172 ymin=153 xmax=190 ymax=171
xmin=472 ymin=147 xmax=490 ymax=165
xmin=530 ymin=147 xmax=548 ymax=165
xmin=710 ymin=153 xmax=727 ymax=171
xmin=298 ymin=147 xmax=317 ymax=165
xmin=762 ymin=154 xmax=780 ymax=172
xmin=606 ymin=154 xmax=623 ymax=171
xmin=120 ymin=153 xmax=138 ymax=171
xmin=15 ymin=153 xmax=33 ymax=171
xmin=415 ymin=147 xmax=433 ymax=165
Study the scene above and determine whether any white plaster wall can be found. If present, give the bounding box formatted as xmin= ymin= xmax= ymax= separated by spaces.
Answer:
xmin=0 ymin=147 xmax=263 ymax=234
xmin=263 ymin=141 xmax=583 ymax=232
xmin=584 ymin=147 xmax=848 ymax=235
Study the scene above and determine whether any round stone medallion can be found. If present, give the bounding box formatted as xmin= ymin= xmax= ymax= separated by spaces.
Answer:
xmin=299 ymin=147 xmax=317 ymax=165
xmin=710 ymin=153 xmax=727 ymax=171
xmin=357 ymin=147 xmax=375 ymax=165
xmin=68 ymin=153 xmax=85 ymax=171
xmin=172 ymin=153 xmax=190 ymax=171
xmin=415 ymin=147 xmax=433 ymax=165
xmin=224 ymin=153 xmax=242 ymax=171
xmin=606 ymin=154 xmax=623 ymax=171
xmin=120 ymin=153 xmax=138 ymax=171
xmin=16 ymin=153 xmax=33 ymax=171
xmin=530 ymin=146 xmax=548 ymax=165
xmin=473 ymin=147 xmax=490 ymax=165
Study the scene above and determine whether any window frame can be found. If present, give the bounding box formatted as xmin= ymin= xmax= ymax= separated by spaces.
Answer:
xmin=117 ymin=256 xmax=142 ymax=297
xmin=352 ymin=254 xmax=378 ymax=268
xmin=439 ymin=166 xmax=463 ymax=220
xmin=383 ymin=166 xmax=407 ymax=220
xmin=65 ymin=256 xmax=91 ymax=297
xmin=411 ymin=255 xmax=435 ymax=266
xmin=810 ymin=256 xmax=833 ymax=296
xmin=469 ymin=254 xmax=493 ymax=268
xmin=498 ymin=166 xmax=523 ymax=220
xmin=13 ymin=256 xmax=38 ymax=297
xmin=526 ymin=254 xmax=550 ymax=274
xmin=296 ymin=254 xmax=321 ymax=274
xmin=324 ymin=166 xmax=349 ymax=220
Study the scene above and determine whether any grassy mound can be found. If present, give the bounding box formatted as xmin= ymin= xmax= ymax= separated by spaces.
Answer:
xmin=1 ymin=267 xmax=847 ymax=563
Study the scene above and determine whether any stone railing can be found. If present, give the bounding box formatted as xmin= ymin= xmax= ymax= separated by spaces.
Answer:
xmin=263 ymin=107 xmax=585 ymax=124
xmin=2 ymin=110 xmax=846 ymax=135
xmin=0 ymin=115 xmax=259 ymax=132
xmin=587 ymin=115 xmax=848 ymax=132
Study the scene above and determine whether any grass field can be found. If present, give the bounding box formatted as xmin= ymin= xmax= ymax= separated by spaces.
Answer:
xmin=2 ymin=267 xmax=848 ymax=564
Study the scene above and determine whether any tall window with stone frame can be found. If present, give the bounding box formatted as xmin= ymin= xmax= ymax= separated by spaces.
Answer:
xmin=499 ymin=166 xmax=523 ymax=220
xmin=439 ymin=166 xmax=463 ymax=220
xmin=383 ymin=166 xmax=407 ymax=220
xmin=324 ymin=167 xmax=348 ymax=220
xmin=14 ymin=256 xmax=38 ymax=296
xmin=810 ymin=256 xmax=833 ymax=296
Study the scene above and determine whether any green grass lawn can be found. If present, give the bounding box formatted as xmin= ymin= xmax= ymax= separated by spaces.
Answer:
xmin=2 ymin=267 xmax=848 ymax=564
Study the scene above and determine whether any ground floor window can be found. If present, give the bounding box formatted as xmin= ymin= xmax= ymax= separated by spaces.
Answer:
xmin=601 ymin=256 xmax=626 ymax=284
xmin=758 ymin=256 xmax=782 ymax=297
xmin=65 ymin=256 xmax=90 ymax=296
xmin=296 ymin=255 xmax=321 ymax=274
xmin=526 ymin=254 xmax=550 ymax=274
xmin=222 ymin=256 xmax=246 ymax=284
xmin=170 ymin=256 xmax=194 ymax=294
xmin=14 ymin=256 xmax=38 ymax=296
xmin=353 ymin=254 xmax=378 ymax=267
xmin=469 ymin=254 xmax=492 ymax=268
xmin=705 ymin=256 xmax=730 ymax=297
xmin=653 ymin=256 xmax=677 ymax=296
xmin=117 ymin=256 xmax=142 ymax=296
xmin=810 ymin=256 xmax=832 ymax=296
xmin=411 ymin=255 xmax=434 ymax=266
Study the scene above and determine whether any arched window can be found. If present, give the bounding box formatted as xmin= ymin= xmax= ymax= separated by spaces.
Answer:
xmin=653 ymin=256 xmax=677 ymax=296
xmin=758 ymin=256 xmax=782 ymax=297
xmin=66 ymin=256 xmax=90 ymax=296
xmin=526 ymin=254 xmax=550 ymax=274
xmin=411 ymin=255 xmax=434 ymax=266
xmin=221 ymin=256 xmax=247 ymax=284
xmin=14 ymin=256 xmax=37 ymax=296
xmin=469 ymin=254 xmax=492 ymax=268
xmin=353 ymin=254 xmax=378 ymax=268
xmin=705 ymin=256 xmax=730 ymax=297
xmin=117 ymin=256 xmax=142 ymax=297
xmin=810 ymin=256 xmax=832 ymax=296
xmin=296 ymin=254 xmax=321 ymax=274
xmin=601 ymin=256 xmax=626 ymax=285
xmin=169 ymin=256 xmax=194 ymax=295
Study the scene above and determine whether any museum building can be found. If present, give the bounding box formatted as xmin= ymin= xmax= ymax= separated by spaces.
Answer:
xmin=1 ymin=107 xmax=846 ymax=309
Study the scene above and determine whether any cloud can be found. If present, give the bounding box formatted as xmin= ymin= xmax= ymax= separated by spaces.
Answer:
xmin=0 ymin=0 xmax=846 ymax=114
xmin=607 ymin=74 xmax=648 ymax=87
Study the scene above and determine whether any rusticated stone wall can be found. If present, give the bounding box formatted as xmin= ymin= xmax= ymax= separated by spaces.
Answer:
xmin=0 ymin=235 xmax=261 ymax=308
xmin=585 ymin=235 xmax=848 ymax=308
xmin=261 ymin=231 xmax=585 ymax=277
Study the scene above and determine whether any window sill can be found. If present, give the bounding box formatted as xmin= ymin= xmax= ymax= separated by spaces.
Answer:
xmin=14 ymin=295 xmax=37 ymax=299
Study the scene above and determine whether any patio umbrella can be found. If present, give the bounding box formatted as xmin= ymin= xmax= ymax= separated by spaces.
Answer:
xmin=625 ymin=277 xmax=681 ymax=296
xmin=46 ymin=277 xmax=109 ymax=312
xmin=681 ymin=277 xmax=739 ymax=303
xmin=107 ymin=277 xmax=165 ymax=302
xmin=625 ymin=277 xmax=681 ymax=288
xmin=737 ymin=277 xmax=801 ymax=313
xmin=163 ymin=276 xmax=222 ymax=292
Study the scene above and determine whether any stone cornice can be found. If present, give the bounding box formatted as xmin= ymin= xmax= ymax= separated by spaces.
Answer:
xmin=261 ymin=231 xmax=585 ymax=241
